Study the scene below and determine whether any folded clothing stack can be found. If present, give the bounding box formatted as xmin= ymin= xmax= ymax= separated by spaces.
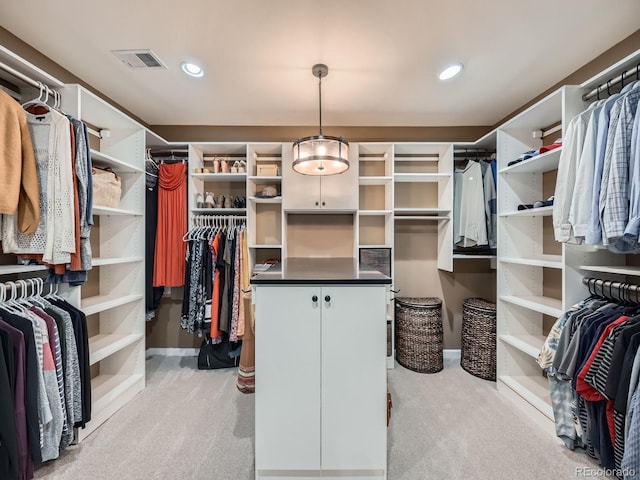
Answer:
xmin=507 ymin=139 xmax=562 ymax=167
xmin=517 ymin=196 xmax=555 ymax=210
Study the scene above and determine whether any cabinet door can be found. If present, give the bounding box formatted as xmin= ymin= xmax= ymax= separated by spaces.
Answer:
xmin=321 ymin=286 xmax=387 ymax=470
xmin=318 ymin=148 xmax=358 ymax=210
xmin=282 ymin=146 xmax=322 ymax=211
xmin=255 ymin=285 xmax=322 ymax=470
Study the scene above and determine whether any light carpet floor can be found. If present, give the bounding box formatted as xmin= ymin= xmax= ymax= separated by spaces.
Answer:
xmin=34 ymin=355 xmax=610 ymax=480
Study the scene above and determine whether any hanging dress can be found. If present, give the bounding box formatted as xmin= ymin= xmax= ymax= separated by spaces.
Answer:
xmin=153 ymin=162 xmax=187 ymax=287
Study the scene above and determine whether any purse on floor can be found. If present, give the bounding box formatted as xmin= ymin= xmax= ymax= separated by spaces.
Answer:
xmin=197 ymin=337 xmax=240 ymax=370
xmin=92 ymin=166 xmax=122 ymax=208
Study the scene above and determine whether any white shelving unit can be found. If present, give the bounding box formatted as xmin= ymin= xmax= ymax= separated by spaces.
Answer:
xmin=247 ymin=144 xmax=284 ymax=269
xmin=394 ymin=143 xmax=454 ymax=272
xmin=496 ymin=85 xmax=588 ymax=423
xmin=60 ymin=83 xmax=147 ymax=441
xmin=356 ymin=143 xmax=395 ymax=368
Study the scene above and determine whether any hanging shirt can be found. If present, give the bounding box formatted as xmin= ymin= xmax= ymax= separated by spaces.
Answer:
xmin=456 ymin=161 xmax=487 ymax=247
xmin=601 ymin=84 xmax=640 ymax=249
xmin=0 ymin=90 xmax=40 ymax=235
xmin=585 ymin=85 xmax=632 ymax=245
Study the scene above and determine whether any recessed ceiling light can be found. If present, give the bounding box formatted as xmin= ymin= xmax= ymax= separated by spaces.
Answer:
xmin=439 ymin=63 xmax=463 ymax=81
xmin=181 ymin=62 xmax=204 ymax=78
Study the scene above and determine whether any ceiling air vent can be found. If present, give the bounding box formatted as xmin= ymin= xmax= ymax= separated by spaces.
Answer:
xmin=111 ymin=49 xmax=167 ymax=69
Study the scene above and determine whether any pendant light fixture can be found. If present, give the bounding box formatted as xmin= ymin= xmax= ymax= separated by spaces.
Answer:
xmin=292 ymin=64 xmax=349 ymax=176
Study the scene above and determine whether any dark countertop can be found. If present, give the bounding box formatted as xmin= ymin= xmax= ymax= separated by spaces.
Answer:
xmin=250 ymin=257 xmax=392 ymax=285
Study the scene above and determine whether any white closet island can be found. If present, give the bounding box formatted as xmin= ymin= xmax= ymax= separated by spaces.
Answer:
xmin=252 ymin=257 xmax=391 ymax=480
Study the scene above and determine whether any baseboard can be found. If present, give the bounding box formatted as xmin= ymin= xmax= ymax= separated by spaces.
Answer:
xmin=146 ymin=348 xmax=199 ymax=358
xmin=443 ymin=349 xmax=461 ymax=361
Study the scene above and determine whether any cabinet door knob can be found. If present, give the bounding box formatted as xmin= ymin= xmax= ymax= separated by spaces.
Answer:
xmin=324 ymin=295 xmax=331 ymax=302
xmin=312 ymin=295 xmax=318 ymax=302
xmin=321 ymin=201 xmax=325 ymax=206
xmin=315 ymin=201 xmax=319 ymax=206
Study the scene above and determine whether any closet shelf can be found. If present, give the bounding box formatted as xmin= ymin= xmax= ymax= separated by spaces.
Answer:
xmin=92 ymin=256 xmax=144 ymax=267
xmin=88 ymin=373 xmax=145 ymax=433
xmin=394 ymin=208 xmax=450 ymax=214
xmin=82 ymin=293 xmax=144 ymax=316
xmin=0 ymin=264 xmax=47 ymax=275
xmin=358 ymin=244 xmax=392 ymax=249
xmin=580 ymin=265 xmax=640 ymax=276
xmin=250 ymin=244 xmax=283 ymax=249
xmin=394 ymin=216 xmax=450 ymax=221
xmin=500 ymin=295 xmax=563 ymax=318
xmin=394 ymin=155 xmax=440 ymax=162
xmin=499 ymin=206 xmax=553 ymax=218
xmin=453 ymin=254 xmax=496 ymax=260
xmin=359 ymin=176 xmax=392 ymax=185
xmin=192 ymin=173 xmax=247 ymax=182
xmin=498 ymin=375 xmax=553 ymax=420
xmin=500 ymin=256 xmax=562 ymax=269
xmin=358 ymin=210 xmax=392 ymax=216
xmin=248 ymin=176 xmax=282 ymax=184
xmin=394 ymin=173 xmax=450 ymax=183
xmin=92 ymin=206 xmax=143 ymax=216
xmin=498 ymin=148 xmax=562 ymax=175
xmin=358 ymin=155 xmax=388 ymax=162
xmin=90 ymin=149 xmax=143 ymax=174
xmin=191 ymin=208 xmax=247 ymax=214
xmin=249 ymin=196 xmax=282 ymax=204
xmin=89 ymin=333 xmax=144 ymax=365
xmin=499 ymin=334 xmax=545 ymax=359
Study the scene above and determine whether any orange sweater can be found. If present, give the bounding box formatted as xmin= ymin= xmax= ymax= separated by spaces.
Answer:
xmin=0 ymin=90 xmax=40 ymax=234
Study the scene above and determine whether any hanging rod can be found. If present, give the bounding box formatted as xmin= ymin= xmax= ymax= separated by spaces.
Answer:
xmin=0 ymin=59 xmax=58 ymax=98
xmin=582 ymin=63 xmax=640 ymax=101
xmin=582 ymin=276 xmax=640 ymax=303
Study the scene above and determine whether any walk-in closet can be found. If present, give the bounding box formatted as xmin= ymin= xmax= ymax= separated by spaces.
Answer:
xmin=1 ymin=2 xmax=640 ymax=479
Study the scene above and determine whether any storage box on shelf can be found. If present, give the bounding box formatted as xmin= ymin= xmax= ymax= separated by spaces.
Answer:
xmin=496 ymin=86 xmax=587 ymax=423
xmin=59 ymin=84 xmax=146 ymax=440
xmin=247 ymin=144 xmax=285 ymax=270
xmin=394 ymin=143 xmax=453 ymax=272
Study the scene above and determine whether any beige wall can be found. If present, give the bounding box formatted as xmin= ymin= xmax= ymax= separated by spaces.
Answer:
xmin=394 ymin=222 xmax=496 ymax=349
xmin=145 ymin=290 xmax=201 ymax=349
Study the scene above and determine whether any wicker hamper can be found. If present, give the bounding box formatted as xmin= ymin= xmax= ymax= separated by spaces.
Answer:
xmin=460 ymin=298 xmax=496 ymax=381
xmin=395 ymin=297 xmax=443 ymax=373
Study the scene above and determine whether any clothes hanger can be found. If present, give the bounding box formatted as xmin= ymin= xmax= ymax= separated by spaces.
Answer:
xmin=21 ymin=81 xmax=45 ymax=109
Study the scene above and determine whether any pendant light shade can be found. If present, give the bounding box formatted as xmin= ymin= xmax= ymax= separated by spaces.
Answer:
xmin=292 ymin=64 xmax=349 ymax=176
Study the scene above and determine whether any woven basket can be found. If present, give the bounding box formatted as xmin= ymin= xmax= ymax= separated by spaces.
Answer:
xmin=461 ymin=298 xmax=496 ymax=381
xmin=395 ymin=297 xmax=443 ymax=373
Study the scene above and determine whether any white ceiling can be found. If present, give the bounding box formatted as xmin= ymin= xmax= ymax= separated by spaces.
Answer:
xmin=1 ymin=1 xmax=639 ymax=128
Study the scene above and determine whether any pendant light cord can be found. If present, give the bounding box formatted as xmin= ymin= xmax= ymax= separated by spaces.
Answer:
xmin=318 ymin=71 xmax=323 ymax=136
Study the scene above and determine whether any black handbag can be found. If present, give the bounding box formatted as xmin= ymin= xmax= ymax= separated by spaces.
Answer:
xmin=197 ymin=337 xmax=241 ymax=370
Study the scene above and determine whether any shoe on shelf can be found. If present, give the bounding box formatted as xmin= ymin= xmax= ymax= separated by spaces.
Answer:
xmin=213 ymin=158 xmax=221 ymax=174
xmin=238 ymin=160 xmax=247 ymax=173
xmin=225 ymin=196 xmax=234 ymax=209
xmin=216 ymin=194 xmax=225 ymax=209
xmin=221 ymin=160 xmax=230 ymax=173
xmin=205 ymin=192 xmax=215 ymax=209
xmin=196 ymin=193 xmax=205 ymax=208
xmin=202 ymin=168 xmax=211 ymax=174
xmin=231 ymin=161 xmax=240 ymax=173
